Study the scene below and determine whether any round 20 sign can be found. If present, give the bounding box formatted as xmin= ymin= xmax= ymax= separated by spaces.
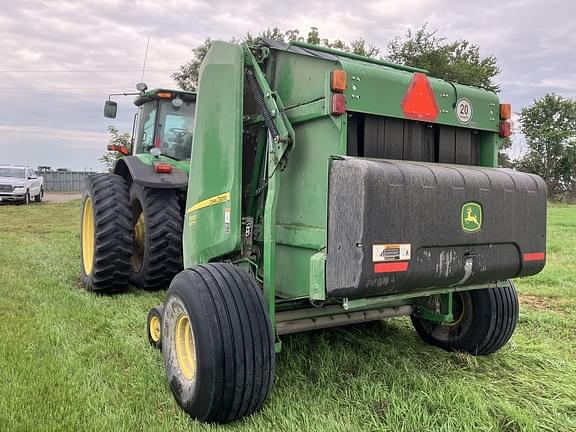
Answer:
xmin=456 ymin=98 xmax=472 ymax=123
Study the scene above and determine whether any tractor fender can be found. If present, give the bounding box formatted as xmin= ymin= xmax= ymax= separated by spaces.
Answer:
xmin=114 ymin=156 xmax=188 ymax=189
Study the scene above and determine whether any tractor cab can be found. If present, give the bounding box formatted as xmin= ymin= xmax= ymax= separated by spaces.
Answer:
xmin=133 ymin=88 xmax=196 ymax=161
xmin=104 ymin=86 xmax=196 ymax=161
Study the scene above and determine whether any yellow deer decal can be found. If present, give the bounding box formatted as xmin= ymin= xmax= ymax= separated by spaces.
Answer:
xmin=464 ymin=208 xmax=479 ymax=226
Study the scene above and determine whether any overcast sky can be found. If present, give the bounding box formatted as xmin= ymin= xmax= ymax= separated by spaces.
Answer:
xmin=1 ymin=0 xmax=574 ymax=171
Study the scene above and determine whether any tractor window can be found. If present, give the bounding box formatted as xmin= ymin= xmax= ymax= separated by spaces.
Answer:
xmin=157 ymin=100 xmax=195 ymax=160
xmin=135 ymin=102 xmax=157 ymax=154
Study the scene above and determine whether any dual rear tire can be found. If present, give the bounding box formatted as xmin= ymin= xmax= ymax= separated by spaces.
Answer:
xmin=80 ymin=174 xmax=183 ymax=294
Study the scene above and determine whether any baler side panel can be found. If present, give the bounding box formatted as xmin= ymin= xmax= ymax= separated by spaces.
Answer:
xmin=183 ymin=42 xmax=244 ymax=267
xmin=267 ymin=51 xmax=345 ymax=298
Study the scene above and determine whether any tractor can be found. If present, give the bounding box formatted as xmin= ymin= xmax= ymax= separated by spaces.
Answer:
xmin=80 ymin=40 xmax=547 ymax=423
xmin=82 ymin=86 xmax=195 ymax=292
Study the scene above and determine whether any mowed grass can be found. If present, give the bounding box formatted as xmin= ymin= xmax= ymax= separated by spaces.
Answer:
xmin=0 ymin=201 xmax=575 ymax=432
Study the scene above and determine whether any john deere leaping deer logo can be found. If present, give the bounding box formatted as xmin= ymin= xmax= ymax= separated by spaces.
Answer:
xmin=461 ymin=202 xmax=482 ymax=232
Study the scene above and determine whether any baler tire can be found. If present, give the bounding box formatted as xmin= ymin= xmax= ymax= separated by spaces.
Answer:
xmin=80 ymin=174 xmax=132 ymax=294
xmin=147 ymin=305 xmax=164 ymax=350
xmin=129 ymin=184 xmax=183 ymax=291
xmin=411 ymin=280 xmax=519 ymax=356
xmin=162 ymin=264 xmax=275 ymax=423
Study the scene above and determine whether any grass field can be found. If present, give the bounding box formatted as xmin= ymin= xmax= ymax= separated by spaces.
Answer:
xmin=0 ymin=201 xmax=575 ymax=431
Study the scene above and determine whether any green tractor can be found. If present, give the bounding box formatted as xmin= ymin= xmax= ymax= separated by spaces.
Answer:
xmin=81 ymin=86 xmax=195 ymax=292
xmin=81 ymin=40 xmax=547 ymax=423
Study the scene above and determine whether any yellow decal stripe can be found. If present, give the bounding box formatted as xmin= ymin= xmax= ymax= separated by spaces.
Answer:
xmin=187 ymin=192 xmax=230 ymax=213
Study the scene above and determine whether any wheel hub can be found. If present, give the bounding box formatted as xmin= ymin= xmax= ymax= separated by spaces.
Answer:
xmin=82 ymin=197 xmax=95 ymax=274
xmin=149 ymin=315 xmax=161 ymax=343
xmin=175 ymin=314 xmax=197 ymax=380
xmin=132 ymin=212 xmax=145 ymax=272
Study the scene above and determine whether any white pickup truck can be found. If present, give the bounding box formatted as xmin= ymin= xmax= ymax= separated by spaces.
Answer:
xmin=0 ymin=165 xmax=44 ymax=204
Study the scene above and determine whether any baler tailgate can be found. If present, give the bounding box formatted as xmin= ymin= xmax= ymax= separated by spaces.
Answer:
xmin=326 ymin=157 xmax=547 ymax=298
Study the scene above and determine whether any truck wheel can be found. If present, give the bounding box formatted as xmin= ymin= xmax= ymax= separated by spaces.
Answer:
xmin=34 ymin=187 xmax=43 ymax=202
xmin=147 ymin=305 xmax=164 ymax=350
xmin=411 ymin=281 xmax=519 ymax=355
xmin=23 ymin=191 xmax=30 ymax=205
xmin=81 ymin=174 xmax=133 ymax=294
xmin=129 ymin=184 xmax=182 ymax=290
xmin=162 ymin=264 xmax=275 ymax=423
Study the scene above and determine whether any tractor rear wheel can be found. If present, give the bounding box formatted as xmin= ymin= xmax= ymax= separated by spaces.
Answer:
xmin=80 ymin=174 xmax=132 ymax=294
xmin=129 ymin=184 xmax=182 ymax=290
xmin=162 ymin=264 xmax=275 ymax=423
xmin=411 ymin=280 xmax=519 ymax=355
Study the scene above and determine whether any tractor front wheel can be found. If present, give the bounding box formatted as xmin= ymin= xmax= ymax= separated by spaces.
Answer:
xmin=411 ymin=281 xmax=519 ymax=355
xmin=129 ymin=184 xmax=182 ymax=290
xmin=80 ymin=174 xmax=133 ymax=294
xmin=147 ymin=305 xmax=164 ymax=350
xmin=162 ymin=264 xmax=275 ymax=423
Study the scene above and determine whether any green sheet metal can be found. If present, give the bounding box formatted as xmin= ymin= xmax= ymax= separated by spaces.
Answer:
xmin=182 ymin=42 xmax=244 ymax=266
xmin=135 ymin=153 xmax=190 ymax=174
xmin=338 ymin=57 xmax=500 ymax=132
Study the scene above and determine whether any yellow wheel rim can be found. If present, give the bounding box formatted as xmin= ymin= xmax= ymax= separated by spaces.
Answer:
xmin=175 ymin=314 xmax=196 ymax=380
xmin=132 ymin=212 xmax=145 ymax=272
xmin=82 ymin=197 xmax=95 ymax=275
xmin=149 ymin=315 xmax=161 ymax=343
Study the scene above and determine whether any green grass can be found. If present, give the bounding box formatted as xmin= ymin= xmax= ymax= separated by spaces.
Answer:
xmin=0 ymin=201 xmax=575 ymax=432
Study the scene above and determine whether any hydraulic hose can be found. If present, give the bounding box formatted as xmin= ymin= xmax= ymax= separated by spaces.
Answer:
xmin=245 ymin=69 xmax=280 ymax=141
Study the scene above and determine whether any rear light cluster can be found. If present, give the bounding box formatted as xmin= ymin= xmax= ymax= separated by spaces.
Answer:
xmin=330 ymin=70 xmax=347 ymax=116
xmin=153 ymin=162 xmax=172 ymax=173
xmin=499 ymin=103 xmax=512 ymax=138
xmin=106 ymin=144 xmax=129 ymax=155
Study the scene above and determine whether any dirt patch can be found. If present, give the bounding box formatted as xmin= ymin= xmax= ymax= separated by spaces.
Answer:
xmin=518 ymin=293 xmax=568 ymax=313
xmin=44 ymin=192 xmax=82 ymax=203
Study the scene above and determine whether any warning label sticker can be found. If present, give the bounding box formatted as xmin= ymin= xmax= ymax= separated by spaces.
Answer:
xmin=372 ymin=243 xmax=411 ymax=262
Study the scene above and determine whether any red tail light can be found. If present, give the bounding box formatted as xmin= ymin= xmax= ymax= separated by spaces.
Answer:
xmin=154 ymin=162 xmax=172 ymax=173
xmin=331 ymin=93 xmax=346 ymax=116
xmin=499 ymin=120 xmax=511 ymax=138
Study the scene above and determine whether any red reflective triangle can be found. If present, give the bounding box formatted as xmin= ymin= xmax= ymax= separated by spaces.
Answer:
xmin=401 ymin=72 xmax=439 ymax=121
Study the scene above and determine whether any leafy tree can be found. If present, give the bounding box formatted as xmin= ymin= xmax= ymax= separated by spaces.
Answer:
xmin=171 ymin=27 xmax=379 ymax=90
xmin=99 ymin=126 xmax=131 ymax=172
xmin=387 ymin=24 xmax=500 ymax=92
xmin=516 ymin=93 xmax=576 ymax=196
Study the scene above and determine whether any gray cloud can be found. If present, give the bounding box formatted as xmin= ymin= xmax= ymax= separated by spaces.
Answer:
xmin=0 ymin=0 xmax=574 ymax=170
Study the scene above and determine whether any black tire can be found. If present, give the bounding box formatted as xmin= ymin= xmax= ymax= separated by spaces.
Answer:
xmin=411 ymin=281 xmax=519 ymax=355
xmin=147 ymin=305 xmax=164 ymax=350
xmin=22 ymin=191 xmax=30 ymax=205
xmin=162 ymin=264 xmax=275 ymax=423
xmin=34 ymin=187 xmax=43 ymax=202
xmin=80 ymin=174 xmax=133 ymax=294
xmin=129 ymin=184 xmax=183 ymax=290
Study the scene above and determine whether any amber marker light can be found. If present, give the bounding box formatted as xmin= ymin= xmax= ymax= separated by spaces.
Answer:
xmin=331 ymin=70 xmax=347 ymax=92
